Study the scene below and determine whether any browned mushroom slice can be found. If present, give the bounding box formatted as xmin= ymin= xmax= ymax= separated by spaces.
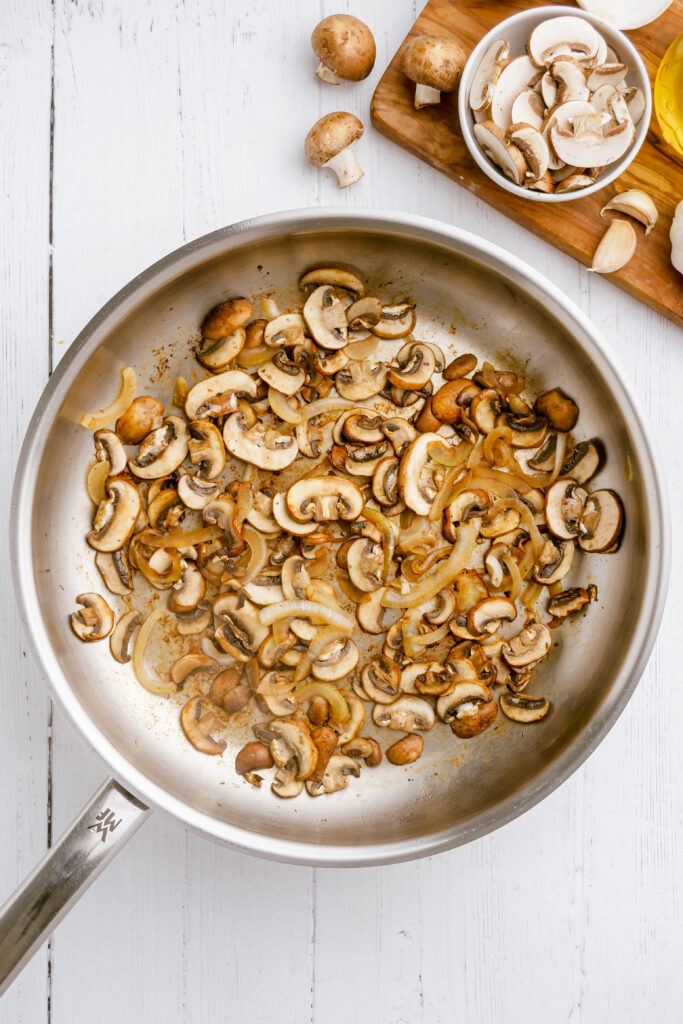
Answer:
xmin=268 ymin=719 xmax=318 ymax=781
xmin=500 ymin=692 xmax=550 ymax=723
xmin=212 ymin=594 xmax=268 ymax=662
xmin=387 ymin=343 xmax=436 ymax=391
xmin=502 ymin=622 xmax=552 ymax=668
xmin=578 ymin=490 xmax=624 ymax=552
xmin=342 ymin=411 xmax=385 ymax=444
xmin=342 ymin=736 xmax=382 ymax=766
xmin=235 ymin=741 xmax=274 ymax=785
xmin=128 ymin=416 xmax=189 ymax=479
xmin=443 ymin=489 xmax=491 ymax=540
xmin=347 ymin=537 xmax=384 ymax=592
xmin=444 ymin=353 xmax=477 ymax=380
xmin=180 ymin=696 xmax=226 ymax=755
xmin=346 ymin=295 xmax=382 ymax=328
xmin=498 ymin=411 xmax=548 ymax=448
xmin=335 ymin=359 xmax=387 ymax=399
xmin=170 ymin=652 xmax=218 ymax=685
xmin=94 ymin=429 xmax=126 ymax=476
xmin=109 ymin=609 xmax=142 ymax=664
xmin=116 ymin=396 xmax=164 ymax=445
xmin=306 ymin=754 xmax=360 ymax=796
xmin=533 ymin=538 xmax=575 ymax=585
xmin=303 ymin=284 xmax=349 ymax=349
xmin=95 ymin=549 xmax=134 ymax=595
xmin=372 ymin=696 xmax=435 ymax=732
xmin=360 ymin=655 xmax=401 ymax=704
xmin=534 ymin=388 xmax=579 ymax=432
xmin=560 ymin=439 xmax=602 ymax=485
xmin=201 ymin=297 xmax=253 ymax=340
xmin=436 ymin=681 xmax=497 ymax=738
xmin=372 ymin=456 xmax=401 ymax=508
xmin=285 ymin=476 xmax=363 ymax=523
xmin=184 ymin=370 xmax=258 ymax=420
xmin=70 ymin=593 xmax=115 ymax=642
xmin=548 ymin=586 xmax=590 ymax=618
xmin=197 ymin=328 xmax=246 ymax=372
xmin=210 ymin=667 xmax=252 ymax=713
xmin=87 ymin=478 xmax=141 ymax=552
xmin=467 ymin=596 xmax=517 ymax=637
xmin=386 ymin=734 xmax=424 ymax=765
xmin=545 ymin=478 xmax=587 ymax=540
xmin=344 ymin=442 xmax=390 ymax=477
xmin=371 ymin=302 xmax=416 ymax=339
xmin=175 ymin=600 xmax=212 ymax=636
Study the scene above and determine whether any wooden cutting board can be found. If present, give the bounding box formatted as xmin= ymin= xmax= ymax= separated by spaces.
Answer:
xmin=371 ymin=0 xmax=683 ymax=328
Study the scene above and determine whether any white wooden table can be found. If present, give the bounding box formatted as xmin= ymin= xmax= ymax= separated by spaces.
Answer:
xmin=1 ymin=3 xmax=681 ymax=1021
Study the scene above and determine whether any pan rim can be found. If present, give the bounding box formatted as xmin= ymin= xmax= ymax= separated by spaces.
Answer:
xmin=10 ymin=207 xmax=671 ymax=867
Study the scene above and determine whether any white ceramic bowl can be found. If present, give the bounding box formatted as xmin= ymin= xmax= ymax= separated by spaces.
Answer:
xmin=457 ymin=5 xmax=652 ymax=202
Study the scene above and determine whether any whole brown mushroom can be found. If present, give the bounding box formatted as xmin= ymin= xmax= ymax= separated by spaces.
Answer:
xmin=311 ymin=14 xmax=376 ymax=84
xmin=399 ymin=35 xmax=467 ymax=109
xmin=305 ymin=111 xmax=364 ymax=189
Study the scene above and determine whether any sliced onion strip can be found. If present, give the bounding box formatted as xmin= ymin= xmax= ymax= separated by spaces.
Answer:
xmin=80 ymin=366 xmax=137 ymax=430
xmin=382 ymin=520 xmax=479 ymax=609
xmin=138 ymin=525 xmax=224 ymax=549
xmin=259 ymin=600 xmax=355 ymax=631
xmin=294 ymin=680 xmax=350 ymax=722
xmin=268 ymin=387 xmax=302 ymax=424
xmin=132 ymin=605 xmax=176 ymax=696
xmin=237 ymin=525 xmax=268 ymax=585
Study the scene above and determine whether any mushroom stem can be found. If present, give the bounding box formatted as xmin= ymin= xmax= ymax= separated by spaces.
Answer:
xmin=323 ymin=144 xmax=364 ymax=189
xmin=414 ymin=83 xmax=441 ymax=108
xmin=315 ymin=60 xmax=340 ymax=85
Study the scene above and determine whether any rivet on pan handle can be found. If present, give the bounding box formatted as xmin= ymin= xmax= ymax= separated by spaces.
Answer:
xmin=0 ymin=777 xmax=150 ymax=997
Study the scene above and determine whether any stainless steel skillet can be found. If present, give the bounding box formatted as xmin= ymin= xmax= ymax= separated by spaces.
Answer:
xmin=0 ymin=209 xmax=669 ymax=995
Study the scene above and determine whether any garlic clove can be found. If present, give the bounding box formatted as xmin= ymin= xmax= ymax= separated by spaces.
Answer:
xmin=590 ymin=219 xmax=637 ymax=274
xmin=671 ymin=200 xmax=683 ymax=275
xmin=601 ymin=189 xmax=659 ymax=235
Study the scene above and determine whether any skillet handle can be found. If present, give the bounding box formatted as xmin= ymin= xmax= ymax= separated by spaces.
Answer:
xmin=0 ymin=777 xmax=150 ymax=997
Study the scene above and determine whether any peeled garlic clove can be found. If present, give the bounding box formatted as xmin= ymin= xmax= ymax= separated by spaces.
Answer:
xmin=601 ymin=189 xmax=659 ymax=235
xmin=590 ymin=219 xmax=637 ymax=274
xmin=671 ymin=200 xmax=683 ymax=275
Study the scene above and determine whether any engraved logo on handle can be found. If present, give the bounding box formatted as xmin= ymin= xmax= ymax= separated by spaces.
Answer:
xmin=87 ymin=808 xmax=122 ymax=843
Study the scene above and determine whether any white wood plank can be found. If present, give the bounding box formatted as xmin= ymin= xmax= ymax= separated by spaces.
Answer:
xmin=0 ymin=1 xmax=52 ymax=1019
xmin=1 ymin=0 xmax=681 ymax=1021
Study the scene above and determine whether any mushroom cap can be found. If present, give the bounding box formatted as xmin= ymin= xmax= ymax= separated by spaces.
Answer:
xmin=398 ymin=35 xmax=466 ymax=91
xmin=311 ymin=15 xmax=376 ymax=81
xmin=304 ymin=112 xmax=364 ymax=167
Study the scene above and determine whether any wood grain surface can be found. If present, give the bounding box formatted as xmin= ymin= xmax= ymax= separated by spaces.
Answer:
xmin=371 ymin=0 xmax=683 ymax=328
xmin=1 ymin=2 xmax=682 ymax=1023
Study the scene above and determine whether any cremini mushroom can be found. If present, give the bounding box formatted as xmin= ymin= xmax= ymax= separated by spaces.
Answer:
xmin=467 ymin=596 xmax=517 ymax=637
xmin=311 ymin=14 xmax=376 ymax=84
xmin=235 ymin=741 xmax=274 ymax=780
xmin=578 ymin=489 xmax=623 ymax=552
xmin=387 ymin=342 xmax=436 ymax=390
xmin=187 ymin=419 xmax=226 ymax=479
xmin=548 ymin=586 xmax=591 ymax=618
xmin=116 ymin=396 xmax=164 ymax=445
xmin=399 ymin=34 xmax=466 ymax=108
xmin=505 ymin=123 xmax=550 ymax=182
xmin=258 ymin=350 xmax=306 ymax=396
xmin=213 ymin=593 xmax=269 ymax=662
xmin=223 ymin=406 xmax=298 ymax=470
xmin=437 ymin=681 xmax=497 ymax=738
xmin=527 ymin=16 xmax=604 ymax=68
xmin=167 ymin=560 xmax=206 ymax=613
xmin=70 ymin=593 xmax=115 ymax=642
xmin=346 ymin=537 xmax=384 ymax=592
xmin=372 ymin=695 xmax=435 ymax=732
xmin=95 ymin=549 xmax=134 ymax=595
xmin=184 ymin=369 xmax=257 ymax=421
xmin=398 ymin=432 xmax=444 ymax=516
xmin=312 ymin=638 xmax=359 ymax=681
xmin=469 ymin=38 xmax=510 ymax=112
xmin=545 ymin=478 xmax=587 ymax=539
xmin=304 ymin=111 xmax=365 ymax=189
xmin=87 ymin=478 xmax=141 ymax=552
xmin=502 ymin=622 xmax=552 ymax=668
xmin=336 ymin=359 xmax=386 ymax=400
xmin=342 ymin=736 xmax=382 ymax=766
xmin=490 ymin=55 xmax=539 ymax=128
xmin=94 ymin=429 xmax=126 ymax=476
xmin=387 ymin=733 xmax=424 ymax=766
xmin=533 ymin=538 xmax=575 ymax=585
xmin=500 ymin=692 xmax=550 ymax=723
xmin=307 ymin=753 xmax=360 ymax=795
xmin=560 ymin=439 xmax=601 ymax=484
xmin=534 ymin=388 xmax=579 ymax=431
xmin=128 ymin=417 xmax=189 ymax=479
xmin=180 ymin=696 xmax=226 ymax=755
xmin=371 ymin=302 xmax=416 ymax=339
xmin=210 ymin=666 xmax=252 ymax=714
xmin=474 ymin=121 xmax=527 ymax=185
xmin=303 ymin=284 xmax=348 ymax=350
xmin=109 ymin=609 xmax=142 ymax=664
xmin=285 ymin=476 xmax=363 ymax=523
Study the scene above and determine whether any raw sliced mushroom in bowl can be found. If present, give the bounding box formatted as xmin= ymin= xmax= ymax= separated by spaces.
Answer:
xmin=458 ymin=5 xmax=652 ymax=201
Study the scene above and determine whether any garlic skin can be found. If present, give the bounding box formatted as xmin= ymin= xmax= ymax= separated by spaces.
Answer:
xmin=671 ymin=200 xmax=683 ymax=275
xmin=601 ymin=189 xmax=659 ymax=234
xmin=590 ymin=219 xmax=637 ymax=274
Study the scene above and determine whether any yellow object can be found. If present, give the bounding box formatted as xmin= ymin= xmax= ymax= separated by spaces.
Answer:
xmin=655 ymin=33 xmax=683 ymax=157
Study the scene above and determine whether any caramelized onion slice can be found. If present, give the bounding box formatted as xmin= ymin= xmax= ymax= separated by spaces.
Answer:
xmin=80 ymin=366 xmax=137 ymax=430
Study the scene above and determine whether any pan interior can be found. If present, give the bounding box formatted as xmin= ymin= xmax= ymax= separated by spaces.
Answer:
xmin=25 ymin=223 xmax=652 ymax=851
